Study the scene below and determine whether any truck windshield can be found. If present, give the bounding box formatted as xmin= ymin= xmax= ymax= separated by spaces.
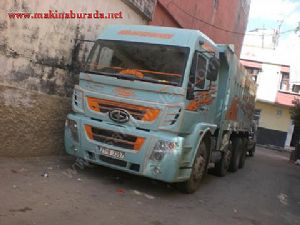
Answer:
xmin=84 ymin=40 xmax=189 ymax=86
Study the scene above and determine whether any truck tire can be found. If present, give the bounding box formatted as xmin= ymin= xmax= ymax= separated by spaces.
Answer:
xmin=214 ymin=144 xmax=232 ymax=177
xmin=177 ymin=141 xmax=208 ymax=194
xmin=239 ymin=138 xmax=247 ymax=169
xmin=248 ymin=144 xmax=256 ymax=157
xmin=229 ymin=137 xmax=242 ymax=172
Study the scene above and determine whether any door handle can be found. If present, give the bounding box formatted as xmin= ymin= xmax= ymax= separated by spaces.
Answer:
xmin=198 ymin=106 xmax=208 ymax=111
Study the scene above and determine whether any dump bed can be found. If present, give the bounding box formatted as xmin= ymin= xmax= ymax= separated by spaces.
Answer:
xmin=215 ymin=45 xmax=256 ymax=135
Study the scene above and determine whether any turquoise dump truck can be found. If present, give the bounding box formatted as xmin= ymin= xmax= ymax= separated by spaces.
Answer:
xmin=64 ymin=25 xmax=256 ymax=193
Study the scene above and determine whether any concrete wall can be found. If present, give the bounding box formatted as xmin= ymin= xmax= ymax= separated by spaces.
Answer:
xmin=150 ymin=0 xmax=250 ymax=56
xmin=0 ymin=0 xmax=149 ymax=156
xmin=256 ymin=101 xmax=290 ymax=133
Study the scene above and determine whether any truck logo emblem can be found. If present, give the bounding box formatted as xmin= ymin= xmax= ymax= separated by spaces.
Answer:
xmin=109 ymin=109 xmax=130 ymax=123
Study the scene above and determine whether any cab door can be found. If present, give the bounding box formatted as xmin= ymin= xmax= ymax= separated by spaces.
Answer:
xmin=182 ymin=52 xmax=218 ymax=132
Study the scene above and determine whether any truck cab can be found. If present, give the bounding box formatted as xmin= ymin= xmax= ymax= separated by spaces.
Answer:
xmin=65 ymin=25 xmax=256 ymax=193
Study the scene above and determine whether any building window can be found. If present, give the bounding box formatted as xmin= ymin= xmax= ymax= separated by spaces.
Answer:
xmin=280 ymin=72 xmax=289 ymax=91
xmin=245 ymin=67 xmax=261 ymax=83
xmin=292 ymin=84 xmax=300 ymax=94
xmin=254 ymin=109 xmax=261 ymax=123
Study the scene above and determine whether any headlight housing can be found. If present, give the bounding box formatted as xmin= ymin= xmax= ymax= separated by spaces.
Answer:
xmin=65 ymin=119 xmax=79 ymax=143
xmin=150 ymin=140 xmax=178 ymax=161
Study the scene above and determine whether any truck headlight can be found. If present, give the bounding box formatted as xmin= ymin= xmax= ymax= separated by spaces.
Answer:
xmin=150 ymin=140 xmax=177 ymax=161
xmin=72 ymin=86 xmax=84 ymax=113
xmin=65 ymin=119 xmax=79 ymax=143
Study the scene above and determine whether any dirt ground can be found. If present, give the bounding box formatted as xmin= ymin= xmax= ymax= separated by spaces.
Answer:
xmin=0 ymin=147 xmax=300 ymax=225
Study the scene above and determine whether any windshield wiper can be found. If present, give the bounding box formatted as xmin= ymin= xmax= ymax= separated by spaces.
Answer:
xmin=84 ymin=70 xmax=178 ymax=86
xmin=134 ymin=76 xmax=178 ymax=86
xmin=84 ymin=70 xmax=136 ymax=80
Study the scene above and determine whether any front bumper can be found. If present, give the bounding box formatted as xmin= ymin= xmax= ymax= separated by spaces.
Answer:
xmin=64 ymin=113 xmax=190 ymax=183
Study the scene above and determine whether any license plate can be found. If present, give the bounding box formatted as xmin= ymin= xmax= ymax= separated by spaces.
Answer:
xmin=99 ymin=147 xmax=125 ymax=160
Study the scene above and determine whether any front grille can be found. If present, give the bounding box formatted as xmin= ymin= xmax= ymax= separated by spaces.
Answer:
xmin=99 ymin=155 xmax=127 ymax=167
xmin=100 ymin=103 xmax=144 ymax=120
xmin=85 ymin=125 xmax=144 ymax=151
xmin=87 ymin=97 xmax=160 ymax=122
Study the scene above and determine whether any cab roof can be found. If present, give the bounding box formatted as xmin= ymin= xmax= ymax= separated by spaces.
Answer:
xmin=97 ymin=25 xmax=217 ymax=50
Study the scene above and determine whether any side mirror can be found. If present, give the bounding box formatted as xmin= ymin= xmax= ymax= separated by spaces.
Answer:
xmin=207 ymin=57 xmax=220 ymax=81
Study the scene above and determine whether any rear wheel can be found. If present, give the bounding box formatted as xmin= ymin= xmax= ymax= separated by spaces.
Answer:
xmin=177 ymin=141 xmax=208 ymax=194
xmin=239 ymin=138 xmax=248 ymax=169
xmin=229 ymin=137 xmax=242 ymax=172
xmin=248 ymin=144 xmax=256 ymax=157
xmin=214 ymin=143 xmax=232 ymax=177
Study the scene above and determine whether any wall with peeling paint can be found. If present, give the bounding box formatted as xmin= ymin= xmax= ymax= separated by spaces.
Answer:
xmin=0 ymin=0 xmax=149 ymax=156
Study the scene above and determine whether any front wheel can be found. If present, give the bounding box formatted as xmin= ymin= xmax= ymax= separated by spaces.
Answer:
xmin=177 ymin=141 xmax=208 ymax=194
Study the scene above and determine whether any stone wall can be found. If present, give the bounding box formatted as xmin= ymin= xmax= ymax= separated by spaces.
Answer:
xmin=0 ymin=0 xmax=147 ymax=156
xmin=0 ymin=84 xmax=70 ymax=156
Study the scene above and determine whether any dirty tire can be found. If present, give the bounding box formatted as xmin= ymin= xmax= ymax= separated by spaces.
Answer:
xmin=239 ymin=138 xmax=247 ymax=169
xmin=177 ymin=141 xmax=208 ymax=194
xmin=229 ymin=137 xmax=242 ymax=172
xmin=214 ymin=144 xmax=232 ymax=177
xmin=248 ymin=144 xmax=256 ymax=157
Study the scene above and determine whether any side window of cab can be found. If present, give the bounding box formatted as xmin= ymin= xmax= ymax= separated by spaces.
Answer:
xmin=190 ymin=53 xmax=208 ymax=89
xmin=187 ymin=53 xmax=208 ymax=100
xmin=195 ymin=54 xmax=208 ymax=89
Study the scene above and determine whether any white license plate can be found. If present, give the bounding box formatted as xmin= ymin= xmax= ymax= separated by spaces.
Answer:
xmin=99 ymin=147 xmax=125 ymax=160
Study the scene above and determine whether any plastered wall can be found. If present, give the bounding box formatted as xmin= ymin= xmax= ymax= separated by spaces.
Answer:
xmin=256 ymin=101 xmax=290 ymax=132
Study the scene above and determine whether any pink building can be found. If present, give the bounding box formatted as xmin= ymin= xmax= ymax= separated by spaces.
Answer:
xmin=150 ymin=0 xmax=251 ymax=56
